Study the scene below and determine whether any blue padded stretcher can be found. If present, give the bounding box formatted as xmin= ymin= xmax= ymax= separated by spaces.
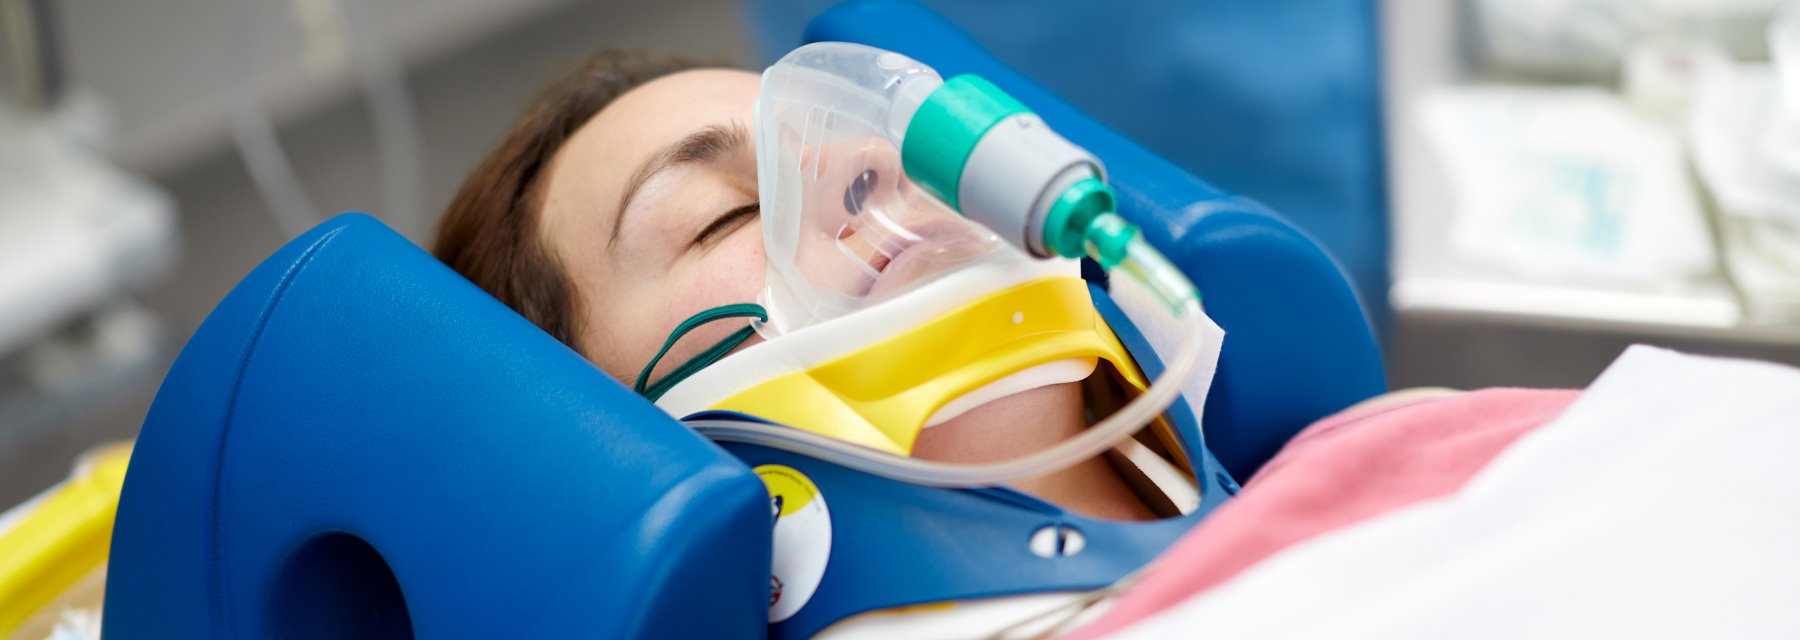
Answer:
xmin=104 ymin=1 xmax=1385 ymax=636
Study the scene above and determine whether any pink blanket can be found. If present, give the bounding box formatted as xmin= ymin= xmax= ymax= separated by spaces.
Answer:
xmin=1069 ymin=388 xmax=1579 ymax=639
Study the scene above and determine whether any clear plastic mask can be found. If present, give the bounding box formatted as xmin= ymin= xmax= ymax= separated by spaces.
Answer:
xmin=753 ymin=42 xmax=1014 ymax=336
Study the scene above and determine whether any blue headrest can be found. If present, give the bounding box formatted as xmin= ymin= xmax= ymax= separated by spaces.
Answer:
xmin=808 ymin=0 xmax=1386 ymax=477
xmin=104 ymin=215 xmax=772 ymax=637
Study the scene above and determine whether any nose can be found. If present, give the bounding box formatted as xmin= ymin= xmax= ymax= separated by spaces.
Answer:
xmin=843 ymin=169 xmax=880 ymax=215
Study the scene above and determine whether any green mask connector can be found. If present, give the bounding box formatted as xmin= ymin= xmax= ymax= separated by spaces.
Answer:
xmin=1042 ymin=177 xmax=1126 ymax=265
xmin=1043 ymin=178 xmax=1200 ymax=311
xmin=900 ymin=74 xmax=1031 ymax=211
xmin=896 ymin=71 xmax=1198 ymax=312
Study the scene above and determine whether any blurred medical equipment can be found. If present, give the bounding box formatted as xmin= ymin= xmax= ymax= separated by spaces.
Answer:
xmin=99 ymin=2 xmax=1384 ymax=637
xmin=0 ymin=0 xmax=175 ymax=456
xmin=1689 ymin=6 xmax=1800 ymax=320
xmin=1457 ymin=0 xmax=1800 ymax=321
xmin=659 ymin=42 xmax=1221 ymax=487
xmin=1389 ymin=0 xmax=1800 ymax=390
xmin=1468 ymin=0 xmax=1781 ymax=79
xmin=229 ymin=0 xmax=427 ymax=241
xmin=1415 ymin=86 xmax=1714 ymax=288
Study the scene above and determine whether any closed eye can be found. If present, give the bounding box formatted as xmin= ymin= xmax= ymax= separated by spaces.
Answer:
xmin=692 ymin=202 xmax=760 ymax=247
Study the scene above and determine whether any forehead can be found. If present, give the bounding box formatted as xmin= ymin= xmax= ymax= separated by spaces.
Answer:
xmin=541 ymin=68 xmax=761 ymax=232
xmin=588 ymin=67 xmax=760 ymax=156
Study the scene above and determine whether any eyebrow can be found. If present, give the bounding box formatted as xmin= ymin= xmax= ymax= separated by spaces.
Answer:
xmin=609 ymin=121 xmax=751 ymax=248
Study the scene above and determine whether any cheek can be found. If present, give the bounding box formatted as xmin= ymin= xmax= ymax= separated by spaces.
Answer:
xmin=622 ymin=230 xmax=768 ymax=382
xmin=703 ymin=228 xmax=768 ymax=304
xmin=665 ymin=228 xmax=766 ymax=315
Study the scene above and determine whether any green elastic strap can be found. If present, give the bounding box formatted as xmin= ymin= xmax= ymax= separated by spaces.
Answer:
xmin=634 ymin=303 xmax=768 ymax=403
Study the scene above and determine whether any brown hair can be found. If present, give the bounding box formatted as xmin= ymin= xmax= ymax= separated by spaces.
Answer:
xmin=432 ymin=50 xmax=706 ymax=351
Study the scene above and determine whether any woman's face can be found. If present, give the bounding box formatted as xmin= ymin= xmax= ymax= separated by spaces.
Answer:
xmin=538 ymin=69 xmax=766 ymax=381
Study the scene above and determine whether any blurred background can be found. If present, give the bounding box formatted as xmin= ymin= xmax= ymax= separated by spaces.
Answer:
xmin=2 ymin=0 xmax=1797 ymax=508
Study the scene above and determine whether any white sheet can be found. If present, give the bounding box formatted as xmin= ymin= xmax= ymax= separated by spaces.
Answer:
xmin=1111 ymin=345 xmax=1800 ymax=639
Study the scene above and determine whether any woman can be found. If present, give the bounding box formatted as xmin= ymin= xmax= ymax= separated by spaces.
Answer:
xmin=429 ymin=50 xmax=1217 ymax=521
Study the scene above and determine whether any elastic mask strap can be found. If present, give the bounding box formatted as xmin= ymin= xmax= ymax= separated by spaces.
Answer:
xmin=634 ymin=303 xmax=768 ymax=402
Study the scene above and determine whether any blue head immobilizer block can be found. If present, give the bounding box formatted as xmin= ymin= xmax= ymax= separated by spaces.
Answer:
xmin=103 ymin=215 xmax=773 ymax=637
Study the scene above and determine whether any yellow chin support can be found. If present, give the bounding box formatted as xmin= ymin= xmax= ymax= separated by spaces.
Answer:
xmin=708 ymin=277 xmax=1145 ymax=455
